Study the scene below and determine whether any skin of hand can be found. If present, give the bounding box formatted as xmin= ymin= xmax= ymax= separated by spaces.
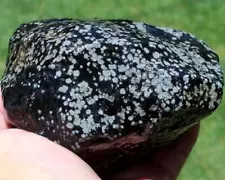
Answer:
xmin=0 ymin=93 xmax=199 ymax=180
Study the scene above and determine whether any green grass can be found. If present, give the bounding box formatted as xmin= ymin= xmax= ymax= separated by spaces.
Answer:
xmin=0 ymin=0 xmax=225 ymax=179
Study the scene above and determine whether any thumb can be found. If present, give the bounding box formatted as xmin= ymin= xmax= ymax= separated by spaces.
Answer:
xmin=0 ymin=129 xmax=101 ymax=180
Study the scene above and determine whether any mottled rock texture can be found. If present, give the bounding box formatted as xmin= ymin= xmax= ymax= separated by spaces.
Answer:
xmin=1 ymin=19 xmax=223 ymax=177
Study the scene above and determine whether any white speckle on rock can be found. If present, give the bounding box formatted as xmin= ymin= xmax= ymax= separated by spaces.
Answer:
xmin=58 ymin=85 xmax=69 ymax=93
xmin=73 ymin=70 xmax=80 ymax=77
xmin=66 ymin=122 xmax=74 ymax=129
xmin=65 ymin=78 xmax=72 ymax=84
xmin=56 ymin=71 xmax=62 ymax=77
xmin=120 ymin=88 xmax=126 ymax=95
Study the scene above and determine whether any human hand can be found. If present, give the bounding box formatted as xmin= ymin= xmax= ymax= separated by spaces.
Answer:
xmin=111 ymin=124 xmax=199 ymax=180
xmin=0 ymin=94 xmax=101 ymax=180
xmin=0 ymin=92 xmax=199 ymax=180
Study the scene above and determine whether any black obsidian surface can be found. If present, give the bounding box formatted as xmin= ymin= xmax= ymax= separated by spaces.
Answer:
xmin=1 ymin=19 xmax=223 ymax=178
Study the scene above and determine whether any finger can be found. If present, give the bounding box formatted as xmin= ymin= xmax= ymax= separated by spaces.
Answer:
xmin=111 ymin=162 xmax=170 ymax=180
xmin=152 ymin=124 xmax=200 ymax=179
xmin=112 ymin=124 xmax=200 ymax=180
xmin=0 ymin=129 xmax=101 ymax=180
xmin=0 ymin=92 xmax=10 ymax=130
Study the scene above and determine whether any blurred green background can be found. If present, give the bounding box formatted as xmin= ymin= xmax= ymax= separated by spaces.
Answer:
xmin=0 ymin=0 xmax=224 ymax=179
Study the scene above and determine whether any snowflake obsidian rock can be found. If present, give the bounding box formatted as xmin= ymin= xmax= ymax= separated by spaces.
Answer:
xmin=1 ymin=18 xmax=223 ymax=176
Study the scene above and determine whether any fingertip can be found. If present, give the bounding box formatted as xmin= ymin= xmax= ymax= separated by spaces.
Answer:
xmin=0 ymin=113 xmax=8 ymax=129
xmin=111 ymin=124 xmax=200 ymax=180
xmin=0 ymin=129 xmax=101 ymax=180
xmin=0 ymin=90 xmax=11 ymax=130
xmin=152 ymin=123 xmax=200 ymax=179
